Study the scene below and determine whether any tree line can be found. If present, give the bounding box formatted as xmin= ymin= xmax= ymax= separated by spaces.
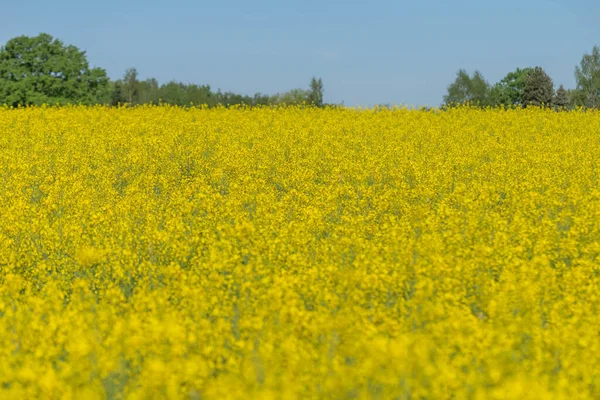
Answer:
xmin=0 ymin=33 xmax=325 ymax=108
xmin=443 ymin=46 xmax=600 ymax=109
xmin=2 ymin=33 xmax=600 ymax=109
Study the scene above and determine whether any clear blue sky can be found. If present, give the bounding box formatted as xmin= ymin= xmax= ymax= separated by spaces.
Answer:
xmin=2 ymin=0 xmax=598 ymax=106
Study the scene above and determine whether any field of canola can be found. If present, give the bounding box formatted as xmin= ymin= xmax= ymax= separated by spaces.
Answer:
xmin=0 ymin=105 xmax=600 ymax=399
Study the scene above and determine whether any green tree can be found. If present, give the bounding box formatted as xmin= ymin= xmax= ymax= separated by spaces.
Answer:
xmin=574 ymin=45 xmax=600 ymax=108
xmin=489 ymin=67 xmax=533 ymax=107
xmin=443 ymin=69 xmax=491 ymax=106
xmin=138 ymin=78 xmax=160 ymax=104
xmin=270 ymin=88 xmax=310 ymax=105
xmin=307 ymin=77 xmax=324 ymax=106
xmin=252 ymin=92 xmax=271 ymax=106
xmin=122 ymin=68 xmax=139 ymax=104
xmin=553 ymin=84 xmax=569 ymax=109
xmin=184 ymin=83 xmax=213 ymax=106
xmin=108 ymin=80 xmax=124 ymax=106
xmin=158 ymin=81 xmax=185 ymax=105
xmin=567 ymin=88 xmax=586 ymax=108
xmin=214 ymin=89 xmax=253 ymax=106
xmin=0 ymin=33 xmax=109 ymax=106
xmin=523 ymin=66 xmax=554 ymax=107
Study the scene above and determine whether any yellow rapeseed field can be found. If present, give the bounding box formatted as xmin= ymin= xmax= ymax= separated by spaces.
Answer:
xmin=0 ymin=105 xmax=600 ymax=399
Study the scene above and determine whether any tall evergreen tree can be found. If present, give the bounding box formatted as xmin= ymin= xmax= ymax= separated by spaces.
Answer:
xmin=553 ymin=84 xmax=569 ymax=109
xmin=523 ymin=66 xmax=554 ymax=107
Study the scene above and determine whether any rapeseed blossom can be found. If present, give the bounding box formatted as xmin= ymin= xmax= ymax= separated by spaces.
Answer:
xmin=0 ymin=104 xmax=598 ymax=398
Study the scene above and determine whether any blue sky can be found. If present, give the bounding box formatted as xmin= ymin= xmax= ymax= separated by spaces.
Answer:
xmin=2 ymin=0 xmax=598 ymax=106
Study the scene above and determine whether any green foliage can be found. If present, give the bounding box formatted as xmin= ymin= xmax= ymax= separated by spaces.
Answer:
xmin=252 ymin=93 xmax=271 ymax=106
xmin=122 ymin=68 xmax=139 ymax=104
xmin=0 ymin=33 xmax=109 ymax=106
xmin=0 ymin=33 xmax=325 ymax=109
xmin=489 ymin=68 xmax=533 ymax=107
xmin=553 ymin=85 xmax=569 ymax=109
xmin=108 ymin=67 xmax=320 ymax=108
xmin=574 ymin=45 xmax=600 ymax=108
xmin=567 ymin=88 xmax=586 ymax=108
xmin=269 ymin=88 xmax=310 ymax=105
xmin=160 ymin=81 xmax=213 ymax=106
xmin=523 ymin=67 xmax=554 ymax=107
xmin=137 ymin=78 xmax=160 ymax=104
xmin=212 ymin=90 xmax=251 ymax=106
xmin=109 ymin=80 xmax=124 ymax=106
xmin=6 ymin=33 xmax=600 ymax=112
xmin=308 ymin=77 xmax=324 ymax=107
xmin=110 ymin=69 xmax=216 ymax=107
xmin=443 ymin=70 xmax=491 ymax=106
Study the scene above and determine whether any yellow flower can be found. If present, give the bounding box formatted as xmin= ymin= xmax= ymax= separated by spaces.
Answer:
xmin=74 ymin=246 xmax=105 ymax=267
xmin=0 ymin=105 xmax=598 ymax=398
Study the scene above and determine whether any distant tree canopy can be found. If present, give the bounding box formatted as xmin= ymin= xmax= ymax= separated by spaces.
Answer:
xmin=553 ymin=85 xmax=569 ymax=109
xmin=523 ymin=66 xmax=554 ymax=107
xmin=444 ymin=66 xmax=573 ymax=110
xmin=122 ymin=68 xmax=139 ymax=104
xmin=443 ymin=69 xmax=491 ymax=106
xmin=110 ymin=68 xmax=216 ymax=106
xmin=0 ymin=33 xmax=109 ymax=106
xmin=4 ymin=33 xmax=600 ymax=110
xmin=489 ymin=68 xmax=533 ymax=106
xmin=308 ymin=77 xmax=324 ymax=107
xmin=0 ymin=33 xmax=327 ymax=108
xmin=567 ymin=88 xmax=586 ymax=108
xmin=574 ymin=45 xmax=600 ymax=108
xmin=108 ymin=66 xmax=325 ymax=108
xmin=442 ymin=44 xmax=600 ymax=110
xmin=268 ymin=88 xmax=310 ymax=106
